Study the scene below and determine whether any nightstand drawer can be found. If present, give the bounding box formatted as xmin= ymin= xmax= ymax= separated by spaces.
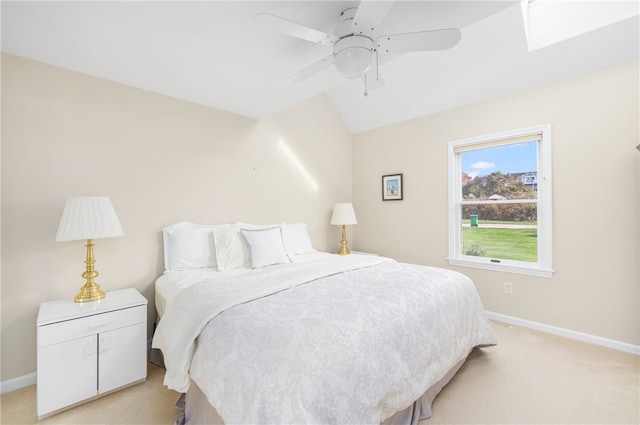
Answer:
xmin=38 ymin=305 xmax=145 ymax=347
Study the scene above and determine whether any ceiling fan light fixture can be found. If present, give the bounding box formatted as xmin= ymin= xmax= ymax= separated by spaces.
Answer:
xmin=333 ymin=35 xmax=374 ymax=79
xmin=335 ymin=47 xmax=373 ymax=78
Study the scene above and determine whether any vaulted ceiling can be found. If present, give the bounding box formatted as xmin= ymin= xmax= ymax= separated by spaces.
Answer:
xmin=2 ymin=1 xmax=638 ymax=134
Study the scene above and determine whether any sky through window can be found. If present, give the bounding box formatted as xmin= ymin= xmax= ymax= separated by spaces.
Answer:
xmin=461 ymin=141 xmax=537 ymax=178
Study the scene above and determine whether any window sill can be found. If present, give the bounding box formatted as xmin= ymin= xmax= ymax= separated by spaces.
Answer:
xmin=447 ymin=257 xmax=554 ymax=278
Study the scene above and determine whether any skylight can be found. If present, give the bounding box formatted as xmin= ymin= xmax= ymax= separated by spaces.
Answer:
xmin=521 ymin=0 xmax=639 ymax=51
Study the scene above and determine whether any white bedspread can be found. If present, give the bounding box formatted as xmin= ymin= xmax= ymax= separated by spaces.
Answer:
xmin=153 ymin=253 xmax=495 ymax=424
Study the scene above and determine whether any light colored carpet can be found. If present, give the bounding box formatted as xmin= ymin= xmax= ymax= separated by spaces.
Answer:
xmin=1 ymin=323 xmax=638 ymax=424
xmin=424 ymin=323 xmax=639 ymax=424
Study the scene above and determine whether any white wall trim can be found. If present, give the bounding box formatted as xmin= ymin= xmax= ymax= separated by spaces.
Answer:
xmin=0 ymin=372 xmax=36 ymax=395
xmin=486 ymin=311 xmax=640 ymax=356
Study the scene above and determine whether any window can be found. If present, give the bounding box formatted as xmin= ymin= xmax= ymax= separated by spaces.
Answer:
xmin=448 ymin=124 xmax=553 ymax=278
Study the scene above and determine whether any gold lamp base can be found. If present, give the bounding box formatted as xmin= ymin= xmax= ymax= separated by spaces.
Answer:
xmin=74 ymin=283 xmax=105 ymax=303
xmin=74 ymin=239 xmax=106 ymax=303
xmin=337 ymin=224 xmax=350 ymax=255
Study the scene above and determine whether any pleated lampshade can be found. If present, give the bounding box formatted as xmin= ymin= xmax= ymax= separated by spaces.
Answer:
xmin=56 ymin=197 xmax=124 ymax=241
xmin=330 ymin=203 xmax=358 ymax=226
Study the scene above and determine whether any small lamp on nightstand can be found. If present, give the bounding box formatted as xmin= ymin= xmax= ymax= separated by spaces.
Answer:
xmin=56 ymin=197 xmax=124 ymax=303
xmin=331 ymin=202 xmax=357 ymax=255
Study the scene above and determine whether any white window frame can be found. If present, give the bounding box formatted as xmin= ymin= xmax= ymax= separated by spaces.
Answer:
xmin=447 ymin=124 xmax=553 ymax=278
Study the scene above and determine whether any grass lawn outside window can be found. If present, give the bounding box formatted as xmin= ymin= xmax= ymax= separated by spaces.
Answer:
xmin=462 ymin=222 xmax=537 ymax=262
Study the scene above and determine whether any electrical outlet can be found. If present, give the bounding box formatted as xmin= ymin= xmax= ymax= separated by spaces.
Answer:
xmin=504 ymin=282 xmax=513 ymax=294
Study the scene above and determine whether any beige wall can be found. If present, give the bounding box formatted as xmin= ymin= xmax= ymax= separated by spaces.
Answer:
xmin=1 ymin=53 xmax=353 ymax=381
xmin=2 ymin=53 xmax=638 ymax=384
xmin=353 ymin=60 xmax=640 ymax=346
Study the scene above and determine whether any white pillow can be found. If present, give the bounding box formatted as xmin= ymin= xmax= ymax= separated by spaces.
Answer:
xmin=212 ymin=227 xmax=251 ymax=271
xmin=162 ymin=222 xmax=228 ymax=271
xmin=241 ymin=227 xmax=291 ymax=269
xmin=282 ymin=222 xmax=315 ymax=255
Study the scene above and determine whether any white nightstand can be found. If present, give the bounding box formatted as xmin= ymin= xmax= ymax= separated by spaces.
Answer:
xmin=36 ymin=288 xmax=147 ymax=419
xmin=350 ymin=251 xmax=379 ymax=256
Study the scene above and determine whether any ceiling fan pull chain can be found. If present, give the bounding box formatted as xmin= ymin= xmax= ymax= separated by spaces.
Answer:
xmin=363 ymin=74 xmax=368 ymax=97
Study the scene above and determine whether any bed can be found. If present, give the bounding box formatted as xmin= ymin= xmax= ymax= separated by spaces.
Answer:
xmin=152 ymin=221 xmax=496 ymax=425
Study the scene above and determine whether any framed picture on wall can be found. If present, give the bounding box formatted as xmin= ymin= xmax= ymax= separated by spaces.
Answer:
xmin=382 ymin=173 xmax=403 ymax=201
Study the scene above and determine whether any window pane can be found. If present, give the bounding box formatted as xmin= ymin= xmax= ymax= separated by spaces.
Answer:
xmin=460 ymin=142 xmax=538 ymax=201
xmin=461 ymin=204 xmax=538 ymax=262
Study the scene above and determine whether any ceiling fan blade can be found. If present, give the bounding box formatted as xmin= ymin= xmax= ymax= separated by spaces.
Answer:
xmin=351 ymin=1 xmax=395 ymax=35
xmin=377 ymin=28 xmax=462 ymax=54
xmin=255 ymin=13 xmax=338 ymax=46
xmin=287 ymin=55 xmax=334 ymax=84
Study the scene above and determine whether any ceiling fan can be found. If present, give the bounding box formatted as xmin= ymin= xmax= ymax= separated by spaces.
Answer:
xmin=255 ymin=1 xmax=462 ymax=95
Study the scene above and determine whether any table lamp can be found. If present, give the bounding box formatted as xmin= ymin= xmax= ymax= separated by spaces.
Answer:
xmin=331 ymin=203 xmax=357 ymax=255
xmin=56 ymin=197 xmax=124 ymax=302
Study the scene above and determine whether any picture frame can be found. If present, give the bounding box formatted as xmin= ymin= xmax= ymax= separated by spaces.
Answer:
xmin=382 ymin=173 xmax=403 ymax=201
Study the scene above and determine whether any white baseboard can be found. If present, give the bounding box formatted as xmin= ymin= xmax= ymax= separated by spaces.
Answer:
xmin=486 ymin=311 xmax=640 ymax=356
xmin=0 ymin=372 xmax=36 ymax=395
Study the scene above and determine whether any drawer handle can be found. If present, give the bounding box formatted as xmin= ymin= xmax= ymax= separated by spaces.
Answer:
xmin=84 ymin=339 xmax=97 ymax=358
xmin=101 ymin=336 xmax=109 ymax=353
xmin=87 ymin=322 xmax=108 ymax=330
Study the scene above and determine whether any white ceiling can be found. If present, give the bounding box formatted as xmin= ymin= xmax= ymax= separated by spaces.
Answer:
xmin=2 ymin=1 xmax=638 ymax=134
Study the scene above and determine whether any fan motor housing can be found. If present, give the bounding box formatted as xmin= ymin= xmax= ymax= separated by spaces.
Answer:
xmin=336 ymin=7 xmax=358 ymax=36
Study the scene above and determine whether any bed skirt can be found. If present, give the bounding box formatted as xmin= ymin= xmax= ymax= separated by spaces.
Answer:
xmin=175 ymin=352 xmax=469 ymax=425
